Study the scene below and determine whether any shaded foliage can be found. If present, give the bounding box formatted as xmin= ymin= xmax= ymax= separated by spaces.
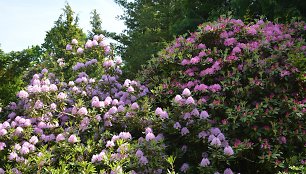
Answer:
xmin=0 ymin=46 xmax=41 ymax=106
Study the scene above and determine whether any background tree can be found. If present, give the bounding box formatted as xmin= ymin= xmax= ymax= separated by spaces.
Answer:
xmin=114 ymin=0 xmax=175 ymax=77
xmin=0 ymin=46 xmax=41 ymax=106
xmin=42 ymin=3 xmax=86 ymax=58
xmin=88 ymin=9 xmax=107 ymax=38
xmin=40 ymin=3 xmax=87 ymax=81
xmin=229 ymin=0 xmax=306 ymax=22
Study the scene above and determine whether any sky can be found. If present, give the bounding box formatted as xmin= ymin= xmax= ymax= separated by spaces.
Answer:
xmin=0 ymin=0 xmax=126 ymax=52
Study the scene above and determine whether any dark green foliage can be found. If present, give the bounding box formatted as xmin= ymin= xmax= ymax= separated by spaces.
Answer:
xmin=230 ymin=0 xmax=306 ymax=22
xmin=0 ymin=46 xmax=41 ymax=106
xmin=114 ymin=0 xmax=175 ymax=77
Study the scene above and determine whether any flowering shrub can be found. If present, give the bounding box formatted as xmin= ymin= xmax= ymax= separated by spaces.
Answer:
xmin=0 ymin=33 xmax=236 ymax=174
xmin=140 ymin=18 xmax=306 ymax=173
xmin=0 ymin=18 xmax=305 ymax=173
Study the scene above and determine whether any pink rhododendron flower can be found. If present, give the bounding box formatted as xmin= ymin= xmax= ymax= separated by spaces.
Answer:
xmin=145 ymin=132 xmax=155 ymax=141
xmin=232 ymin=46 xmax=241 ymax=54
xmin=92 ymin=40 xmax=98 ymax=46
xmin=0 ymin=142 xmax=6 ymax=150
xmin=200 ymin=111 xmax=209 ymax=119
xmin=20 ymin=146 xmax=29 ymax=155
xmin=56 ymin=134 xmax=65 ymax=142
xmin=190 ymin=56 xmax=200 ymax=64
xmin=77 ymin=47 xmax=84 ymax=54
xmin=210 ymin=127 xmax=221 ymax=135
xmin=119 ymin=132 xmax=132 ymax=140
xmin=209 ymin=84 xmax=222 ymax=92
xmin=280 ymin=70 xmax=290 ymax=77
xmin=181 ymin=127 xmax=190 ymax=136
xmin=174 ymin=95 xmax=183 ymax=103
xmin=77 ymin=107 xmax=88 ymax=116
xmin=185 ymin=96 xmax=195 ymax=105
xmin=200 ymin=158 xmax=210 ymax=167
xmin=50 ymin=103 xmax=56 ymax=110
xmin=247 ymin=27 xmax=257 ymax=35
xmin=174 ymin=122 xmax=181 ymax=129
xmin=85 ymin=40 xmax=93 ymax=48
xmin=8 ymin=152 xmax=18 ymax=160
xmin=217 ymin=133 xmax=225 ymax=141
xmin=224 ymin=146 xmax=234 ymax=156
xmin=194 ymin=84 xmax=208 ymax=92
xmin=220 ymin=31 xmax=229 ymax=38
xmin=139 ymin=156 xmax=148 ymax=165
xmin=29 ymin=136 xmax=38 ymax=144
xmin=131 ymin=102 xmax=139 ymax=110
xmin=0 ymin=129 xmax=7 ymax=136
xmin=198 ymin=131 xmax=208 ymax=139
xmin=18 ymin=90 xmax=29 ymax=99
xmin=180 ymin=163 xmax=189 ymax=173
xmin=204 ymin=25 xmax=213 ymax=31
xmin=224 ymin=168 xmax=234 ymax=174
xmin=71 ymin=39 xmax=78 ymax=45
xmin=198 ymin=43 xmax=206 ymax=49
xmin=224 ymin=38 xmax=237 ymax=46
xmin=210 ymin=137 xmax=221 ymax=147
xmin=136 ymin=149 xmax=144 ymax=158
xmin=57 ymin=92 xmax=67 ymax=100
xmin=68 ymin=135 xmax=78 ymax=143
xmin=199 ymin=51 xmax=206 ymax=57
xmin=49 ymin=84 xmax=58 ymax=91
xmin=66 ymin=44 xmax=72 ymax=50
xmin=106 ymin=140 xmax=115 ymax=148
xmin=182 ymin=88 xmax=191 ymax=96
xmin=181 ymin=59 xmax=189 ymax=66
xmin=14 ymin=127 xmax=23 ymax=135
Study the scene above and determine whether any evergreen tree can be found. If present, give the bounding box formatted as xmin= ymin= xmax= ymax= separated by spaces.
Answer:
xmin=114 ymin=0 xmax=175 ymax=77
xmin=88 ymin=9 xmax=106 ymax=38
xmin=42 ymin=3 xmax=86 ymax=58
xmin=88 ymin=9 xmax=119 ymax=42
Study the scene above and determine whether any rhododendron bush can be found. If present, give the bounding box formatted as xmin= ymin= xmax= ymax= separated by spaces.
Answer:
xmin=0 ymin=18 xmax=305 ymax=174
xmin=141 ymin=18 xmax=306 ymax=173
xmin=0 ymin=35 xmax=235 ymax=173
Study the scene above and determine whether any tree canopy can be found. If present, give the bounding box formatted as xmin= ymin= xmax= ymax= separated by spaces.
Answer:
xmin=42 ymin=3 xmax=86 ymax=58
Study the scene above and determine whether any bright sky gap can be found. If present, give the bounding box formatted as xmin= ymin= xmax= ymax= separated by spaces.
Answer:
xmin=0 ymin=0 xmax=126 ymax=52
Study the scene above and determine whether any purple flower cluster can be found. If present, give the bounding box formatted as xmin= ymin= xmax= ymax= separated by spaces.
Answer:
xmin=72 ymin=59 xmax=98 ymax=71
xmin=141 ymin=17 xmax=306 ymax=173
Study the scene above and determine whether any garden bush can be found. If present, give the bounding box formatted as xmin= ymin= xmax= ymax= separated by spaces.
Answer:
xmin=0 ymin=18 xmax=305 ymax=174
xmin=140 ymin=18 xmax=306 ymax=173
xmin=0 ymin=35 xmax=236 ymax=174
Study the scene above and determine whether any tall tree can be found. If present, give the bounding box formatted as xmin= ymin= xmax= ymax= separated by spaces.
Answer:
xmin=115 ymin=0 xmax=174 ymax=77
xmin=88 ymin=9 xmax=106 ymax=38
xmin=42 ymin=3 xmax=86 ymax=58
xmin=88 ymin=9 xmax=119 ymax=42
